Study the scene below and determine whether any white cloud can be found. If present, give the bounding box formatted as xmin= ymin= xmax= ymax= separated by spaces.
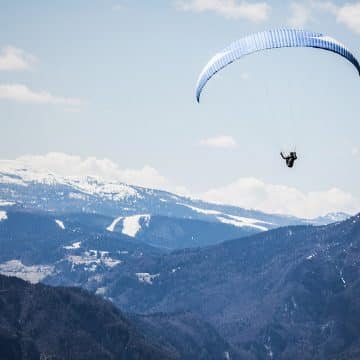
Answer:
xmin=288 ymin=2 xmax=310 ymax=27
xmin=120 ymin=165 xmax=169 ymax=189
xmin=315 ymin=1 xmax=360 ymax=33
xmin=313 ymin=1 xmax=337 ymax=13
xmin=0 ymin=84 xmax=82 ymax=107
xmin=200 ymin=135 xmax=238 ymax=148
xmin=176 ymin=0 xmax=271 ymax=22
xmin=336 ymin=3 xmax=360 ymax=33
xmin=201 ymin=177 xmax=359 ymax=218
xmin=352 ymin=146 xmax=359 ymax=156
xmin=0 ymin=46 xmax=36 ymax=71
xmin=13 ymin=153 xmax=171 ymax=191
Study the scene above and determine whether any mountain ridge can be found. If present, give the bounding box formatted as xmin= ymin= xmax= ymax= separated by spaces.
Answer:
xmin=0 ymin=164 xmax=350 ymax=233
xmin=97 ymin=214 xmax=360 ymax=358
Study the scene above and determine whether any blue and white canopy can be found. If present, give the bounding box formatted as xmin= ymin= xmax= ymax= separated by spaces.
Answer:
xmin=196 ymin=28 xmax=360 ymax=102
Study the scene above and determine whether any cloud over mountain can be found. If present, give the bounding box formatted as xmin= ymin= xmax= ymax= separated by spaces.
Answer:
xmin=201 ymin=177 xmax=359 ymax=218
xmin=1 ymin=153 xmax=358 ymax=218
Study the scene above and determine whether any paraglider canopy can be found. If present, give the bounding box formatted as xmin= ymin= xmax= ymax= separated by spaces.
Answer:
xmin=196 ymin=28 xmax=360 ymax=102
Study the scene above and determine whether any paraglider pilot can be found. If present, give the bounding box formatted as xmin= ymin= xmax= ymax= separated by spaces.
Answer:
xmin=281 ymin=152 xmax=297 ymax=168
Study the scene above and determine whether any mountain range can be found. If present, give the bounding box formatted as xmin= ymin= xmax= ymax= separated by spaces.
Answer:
xmin=0 ymin=162 xmax=358 ymax=359
xmin=0 ymin=207 xmax=359 ymax=358
xmin=0 ymin=162 xmax=350 ymax=251
xmin=95 ymin=214 xmax=360 ymax=358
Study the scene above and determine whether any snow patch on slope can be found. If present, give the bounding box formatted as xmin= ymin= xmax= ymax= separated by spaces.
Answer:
xmin=217 ymin=214 xmax=270 ymax=231
xmin=339 ymin=269 xmax=346 ymax=287
xmin=68 ymin=192 xmax=87 ymax=200
xmin=96 ymin=287 xmax=107 ymax=295
xmin=0 ymin=260 xmax=54 ymax=284
xmin=106 ymin=216 xmax=122 ymax=232
xmin=122 ymin=214 xmax=150 ymax=237
xmin=135 ymin=272 xmax=159 ymax=284
xmin=179 ymin=203 xmax=271 ymax=231
xmin=179 ymin=203 xmax=221 ymax=215
xmin=0 ymin=211 xmax=7 ymax=221
xmin=0 ymin=200 xmax=15 ymax=206
xmin=63 ymin=241 xmax=81 ymax=250
xmin=55 ymin=219 xmax=65 ymax=229
xmin=306 ymin=253 xmax=316 ymax=260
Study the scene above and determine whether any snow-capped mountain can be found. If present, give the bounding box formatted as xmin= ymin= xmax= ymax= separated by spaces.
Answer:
xmin=0 ymin=160 xmax=357 ymax=359
xmin=306 ymin=212 xmax=350 ymax=225
xmin=0 ymin=198 xmax=358 ymax=359
xmin=0 ymin=161 xmax=343 ymax=235
xmin=0 ymin=160 xmax=352 ymax=292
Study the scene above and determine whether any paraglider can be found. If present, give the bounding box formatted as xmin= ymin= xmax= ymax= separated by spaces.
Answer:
xmin=281 ymin=151 xmax=298 ymax=168
xmin=195 ymin=28 xmax=360 ymax=168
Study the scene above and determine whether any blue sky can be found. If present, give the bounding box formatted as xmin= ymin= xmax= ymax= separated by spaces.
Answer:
xmin=0 ymin=0 xmax=360 ymax=217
